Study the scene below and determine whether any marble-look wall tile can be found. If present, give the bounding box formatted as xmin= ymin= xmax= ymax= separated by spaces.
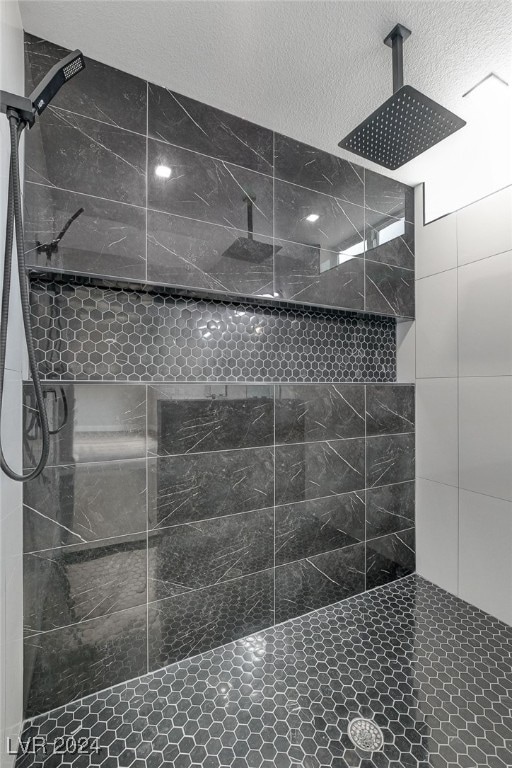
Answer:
xmin=24 ymin=183 xmax=146 ymax=279
xmin=366 ymin=384 xmax=415 ymax=435
xmin=366 ymin=528 xmax=415 ymax=589
xmin=24 ymin=604 xmax=147 ymax=718
xmin=364 ymin=169 xmax=414 ymax=223
xmin=147 ymin=508 xmax=273 ymax=600
xmin=366 ymin=433 xmax=415 ymax=488
xmin=24 ymin=34 xmax=147 ymax=134
xmin=24 ymin=534 xmax=147 ymax=635
xmin=148 ymin=569 xmax=274 ymax=668
xmin=148 ymin=447 xmax=274 ymax=528
xmin=147 ymin=140 xmax=273 ymax=236
xmin=23 ymin=383 xmax=146 ymax=468
xmin=147 ymin=210 xmax=274 ymax=297
xmin=148 ymin=383 xmax=273 ymax=456
xmin=148 ymin=84 xmax=273 ymax=174
xmin=365 ymin=260 xmax=415 ymax=318
xmin=365 ymin=208 xmax=415 ymax=270
xmin=366 ymin=481 xmax=415 ymax=540
xmin=274 ymin=179 xmax=365 ymax=255
xmin=275 ymin=543 xmax=365 ymax=622
xmin=274 ymin=134 xmax=364 ymax=205
xmin=25 ymin=110 xmax=146 ymax=206
xmin=274 ymin=241 xmax=364 ymax=310
xmin=275 ymin=384 xmax=365 ymax=443
xmin=23 ymin=459 xmax=147 ymax=553
xmin=275 ymin=438 xmax=365 ymax=505
xmin=275 ymin=492 xmax=365 ymax=565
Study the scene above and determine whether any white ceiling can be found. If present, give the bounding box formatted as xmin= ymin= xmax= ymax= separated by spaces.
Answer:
xmin=19 ymin=0 xmax=512 ymax=220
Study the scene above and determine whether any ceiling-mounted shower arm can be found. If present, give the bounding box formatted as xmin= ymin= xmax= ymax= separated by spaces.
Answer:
xmin=384 ymin=24 xmax=412 ymax=93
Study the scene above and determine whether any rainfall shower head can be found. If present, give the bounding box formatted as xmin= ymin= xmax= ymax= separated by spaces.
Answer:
xmin=30 ymin=49 xmax=86 ymax=117
xmin=339 ymin=24 xmax=466 ymax=170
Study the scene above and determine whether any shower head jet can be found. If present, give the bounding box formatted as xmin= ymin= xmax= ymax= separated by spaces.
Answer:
xmin=30 ymin=49 xmax=86 ymax=118
xmin=339 ymin=24 xmax=466 ymax=170
xmin=1 ymin=49 xmax=85 ymax=127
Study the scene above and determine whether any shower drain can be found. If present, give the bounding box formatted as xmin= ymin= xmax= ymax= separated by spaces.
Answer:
xmin=347 ymin=718 xmax=384 ymax=751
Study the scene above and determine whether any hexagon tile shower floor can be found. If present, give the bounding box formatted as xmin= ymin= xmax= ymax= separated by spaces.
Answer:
xmin=16 ymin=576 xmax=512 ymax=768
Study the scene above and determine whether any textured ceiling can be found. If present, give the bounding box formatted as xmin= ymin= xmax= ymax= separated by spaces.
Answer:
xmin=19 ymin=0 xmax=512 ymax=218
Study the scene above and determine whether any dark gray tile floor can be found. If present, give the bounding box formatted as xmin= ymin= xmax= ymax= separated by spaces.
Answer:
xmin=16 ymin=575 xmax=512 ymax=768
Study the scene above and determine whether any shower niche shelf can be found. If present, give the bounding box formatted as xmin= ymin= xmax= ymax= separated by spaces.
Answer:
xmin=26 ymin=266 xmax=413 ymax=322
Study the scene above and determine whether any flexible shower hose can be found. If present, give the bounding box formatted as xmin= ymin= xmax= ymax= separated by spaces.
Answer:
xmin=0 ymin=112 xmax=50 ymax=480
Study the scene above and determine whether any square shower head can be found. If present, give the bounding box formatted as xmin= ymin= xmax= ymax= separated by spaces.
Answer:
xmin=339 ymin=84 xmax=466 ymax=170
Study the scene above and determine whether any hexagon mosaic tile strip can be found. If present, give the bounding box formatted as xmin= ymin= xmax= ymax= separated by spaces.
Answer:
xmin=16 ymin=575 xmax=512 ymax=768
xmin=29 ymin=280 xmax=396 ymax=382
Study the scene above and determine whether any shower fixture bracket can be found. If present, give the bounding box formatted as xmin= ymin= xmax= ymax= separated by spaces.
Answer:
xmin=383 ymin=24 xmax=412 ymax=93
xmin=0 ymin=91 xmax=36 ymax=126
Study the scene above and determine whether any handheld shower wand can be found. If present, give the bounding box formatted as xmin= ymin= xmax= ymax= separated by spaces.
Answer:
xmin=0 ymin=49 xmax=85 ymax=481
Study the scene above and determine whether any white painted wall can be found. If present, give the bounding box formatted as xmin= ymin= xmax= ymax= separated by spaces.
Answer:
xmin=0 ymin=0 xmax=25 ymax=764
xmin=415 ymin=183 xmax=512 ymax=626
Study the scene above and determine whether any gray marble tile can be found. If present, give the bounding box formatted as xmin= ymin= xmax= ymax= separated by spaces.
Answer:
xmin=275 ymin=491 xmax=365 ymax=565
xmin=148 ymin=447 xmax=274 ymax=528
xmin=24 ymin=604 xmax=147 ymax=718
xmin=23 ymin=459 xmax=147 ymax=553
xmin=275 ymin=543 xmax=365 ymax=623
xmin=365 ymin=207 xmax=415 ymax=270
xmin=275 ymin=384 xmax=365 ymax=443
xmin=274 ymin=240 xmax=364 ymax=310
xmin=147 ymin=140 xmax=273 ymax=235
xmin=148 ymin=84 xmax=273 ymax=174
xmin=24 ymin=533 xmax=147 ymax=635
xmin=147 ymin=508 xmax=273 ymax=600
xmin=274 ymin=134 xmax=364 ymax=204
xmin=275 ymin=438 xmax=365 ymax=505
xmin=147 ymin=210 xmax=273 ymax=297
xmin=366 ymin=433 xmax=415 ymax=488
xmin=24 ymin=34 xmax=147 ymax=134
xmin=366 ymin=528 xmax=415 ymax=589
xmin=364 ymin=169 xmax=414 ymax=223
xmin=147 ymin=383 xmax=273 ymax=456
xmin=25 ymin=109 xmax=146 ymax=206
xmin=366 ymin=481 xmax=415 ymax=540
xmin=148 ymin=569 xmax=274 ymax=668
xmin=274 ymin=179 xmax=365 ymax=255
xmin=366 ymin=384 xmax=415 ymax=436
xmin=24 ymin=183 xmax=146 ymax=279
xmin=365 ymin=260 xmax=415 ymax=318
xmin=23 ymin=383 xmax=146 ymax=468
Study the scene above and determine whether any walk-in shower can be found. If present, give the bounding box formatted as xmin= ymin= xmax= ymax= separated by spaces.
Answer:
xmin=2 ymin=5 xmax=511 ymax=768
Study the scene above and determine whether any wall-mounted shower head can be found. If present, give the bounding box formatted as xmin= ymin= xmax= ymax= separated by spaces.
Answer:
xmin=339 ymin=24 xmax=466 ymax=170
xmin=30 ymin=49 xmax=85 ymax=117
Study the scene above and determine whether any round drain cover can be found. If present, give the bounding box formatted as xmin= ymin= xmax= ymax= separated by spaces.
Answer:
xmin=347 ymin=718 xmax=384 ymax=751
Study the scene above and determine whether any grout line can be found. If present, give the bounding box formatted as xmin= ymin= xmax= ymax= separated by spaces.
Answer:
xmin=275 ymin=539 xmax=366 ymax=571
xmin=363 ymin=168 xmax=366 ymax=312
xmin=22 ymin=572 xmax=420 ymax=727
xmin=145 ymin=382 xmax=150 ymax=674
xmin=32 ymin=380 xmax=414 ymax=386
xmin=456 ymin=213 xmax=460 ymax=598
xmin=26 ymin=189 xmax=412 ymax=274
xmin=25 ymin=180 xmax=147 ymax=211
xmin=145 ymin=431 xmax=415 ymax=461
xmin=48 ymin=105 xmax=148 ymax=139
xmin=364 ymin=384 xmax=367 ymax=589
xmin=24 ymin=480 xmax=415 ymax=555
